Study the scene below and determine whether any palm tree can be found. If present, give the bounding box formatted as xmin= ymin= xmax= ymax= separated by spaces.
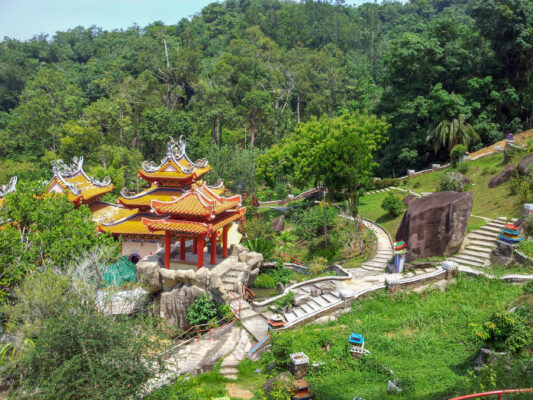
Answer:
xmin=427 ymin=114 xmax=480 ymax=153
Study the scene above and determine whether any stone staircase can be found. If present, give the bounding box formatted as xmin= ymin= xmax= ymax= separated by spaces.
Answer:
xmin=445 ymin=217 xmax=509 ymax=268
xmin=360 ymin=219 xmax=394 ymax=272
xmin=282 ymin=291 xmax=343 ymax=326
xmin=227 ymin=291 xmax=269 ymax=342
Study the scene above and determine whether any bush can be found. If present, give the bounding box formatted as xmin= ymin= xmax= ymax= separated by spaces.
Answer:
xmin=523 ymin=281 xmax=533 ymax=295
xmin=309 ymin=256 xmax=328 ymax=277
xmin=270 ymin=266 xmax=294 ymax=285
xmin=372 ymin=177 xmax=401 ymax=190
xmin=381 ymin=192 xmax=405 ymax=217
xmin=470 ymin=311 xmax=531 ymax=354
xmin=243 ymin=237 xmax=275 ymax=260
xmin=450 ymin=144 xmax=467 ymax=167
xmin=290 ymin=205 xmax=337 ymax=241
xmin=270 ymin=331 xmax=293 ymax=368
xmin=456 ymin=161 xmax=469 ymax=174
xmin=186 ymin=293 xmax=218 ymax=326
xmin=437 ymin=172 xmax=466 ymax=192
xmin=509 ymin=175 xmax=533 ymax=203
xmin=518 ymin=240 xmax=533 ymax=258
xmin=253 ymin=273 xmax=276 ymax=289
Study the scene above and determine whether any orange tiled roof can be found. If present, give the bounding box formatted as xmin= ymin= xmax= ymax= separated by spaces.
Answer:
xmin=46 ymin=158 xmax=113 ymax=204
xmin=151 ymin=183 xmax=241 ymax=218
xmin=98 ymin=213 xmax=166 ymax=237
xmin=118 ymin=186 xmax=186 ymax=209
xmin=142 ymin=208 xmax=245 ymax=236
xmin=89 ymin=202 xmax=139 ymax=224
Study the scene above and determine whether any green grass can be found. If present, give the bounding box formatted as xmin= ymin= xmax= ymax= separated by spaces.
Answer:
xmin=359 ymin=190 xmax=405 ymax=236
xmin=466 ymin=215 xmax=487 ymax=234
xmin=170 ymin=275 xmax=526 ymax=399
xmin=405 ymin=153 xmax=525 ymax=219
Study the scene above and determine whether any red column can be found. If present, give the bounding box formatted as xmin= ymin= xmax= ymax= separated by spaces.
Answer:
xmin=210 ymin=232 xmax=217 ymax=265
xmin=164 ymin=230 xmax=171 ymax=269
xmin=180 ymin=235 xmax=186 ymax=261
xmin=222 ymin=225 xmax=229 ymax=258
xmin=192 ymin=238 xmax=197 ymax=254
xmin=197 ymin=235 xmax=204 ymax=269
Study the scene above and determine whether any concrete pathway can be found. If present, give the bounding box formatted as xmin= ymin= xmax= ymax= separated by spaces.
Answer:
xmin=359 ymin=218 xmax=394 ymax=273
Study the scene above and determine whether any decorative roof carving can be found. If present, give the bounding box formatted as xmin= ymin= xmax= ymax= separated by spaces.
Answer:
xmin=141 ymin=136 xmax=209 ymax=174
xmin=90 ymin=176 xmax=112 ymax=187
xmin=52 ymin=156 xmax=84 ymax=177
xmin=0 ymin=176 xmax=17 ymax=197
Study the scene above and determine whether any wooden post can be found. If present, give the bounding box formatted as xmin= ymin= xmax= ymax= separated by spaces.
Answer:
xmin=210 ymin=232 xmax=217 ymax=265
xmin=222 ymin=225 xmax=229 ymax=258
xmin=180 ymin=235 xmax=186 ymax=261
xmin=164 ymin=230 xmax=171 ymax=269
xmin=197 ymin=235 xmax=204 ymax=269
xmin=192 ymin=238 xmax=197 ymax=254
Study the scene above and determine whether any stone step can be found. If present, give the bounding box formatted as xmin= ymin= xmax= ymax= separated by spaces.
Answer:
xmin=373 ymin=255 xmax=392 ymax=262
xmin=300 ymin=303 xmax=314 ymax=313
xmin=284 ymin=312 xmax=296 ymax=323
xmin=308 ymin=300 xmax=321 ymax=310
xmin=466 ymin=239 xmax=497 ymax=248
xmin=471 ymin=228 xmax=499 ymax=238
xmin=363 ymin=260 xmax=386 ymax=268
xmin=314 ymin=296 xmax=329 ymax=307
xmin=462 ymin=249 xmax=491 ymax=259
xmin=322 ymin=293 xmax=339 ymax=303
xmin=465 ymin=244 xmax=495 ymax=252
xmin=448 ymin=256 xmax=486 ymax=268
xmin=452 ymin=253 xmax=488 ymax=264
xmin=478 ymin=225 xmax=503 ymax=234
xmin=486 ymin=221 xmax=505 ymax=229
xmin=292 ymin=307 xmax=305 ymax=318
xmin=240 ymin=308 xmax=258 ymax=321
xmin=467 ymin=233 xmax=499 ymax=242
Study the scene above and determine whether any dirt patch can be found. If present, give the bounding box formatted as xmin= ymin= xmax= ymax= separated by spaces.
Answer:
xmin=470 ymin=129 xmax=533 ymax=159
xmin=226 ymin=383 xmax=254 ymax=399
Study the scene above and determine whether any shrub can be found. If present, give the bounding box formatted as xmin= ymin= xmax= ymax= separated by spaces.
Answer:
xmin=509 ymin=175 xmax=533 ymax=203
xmin=518 ymin=240 xmax=533 ymax=258
xmin=290 ymin=205 xmax=337 ymax=241
xmin=372 ymin=177 xmax=401 ymax=190
xmin=456 ymin=161 xmax=469 ymax=174
xmin=450 ymin=144 xmax=467 ymax=167
xmin=270 ymin=331 xmax=293 ymax=368
xmin=309 ymin=256 xmax=328 ymax=277
xmin=470 ymin=311 xmax=531 ymax=353
xmin=381 ymin=192 xmax=405 ymax=217
xmin=243 ymin=237 xmax=275 ymax=260
xmin=437 ymin=172 xmax=466 ymax=192
xmin=270 ymin=266 xmax=294 ymax=285
xmin=523 ymin=281 xmax=533 ymax=295
xmin=253 ymin=273 xmax=276 ymax=289
xmin=186 ymin=293 xmax=218 ymax=326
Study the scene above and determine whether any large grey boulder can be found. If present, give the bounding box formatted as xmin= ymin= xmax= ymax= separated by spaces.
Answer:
xmin=136 ymin=260 xmax=162 ymax=294
xmin=396 ymin=191 xmax=473 ymax=262
xmin=488 ymin=164 xmax=515 ymax=188
xmin=491 ymin=241 xmax=515 ymax=267
xmin=160 ymin=268 xmax=178 ymax=290
xmin=159 ymin=284 xmax=205 ymax=329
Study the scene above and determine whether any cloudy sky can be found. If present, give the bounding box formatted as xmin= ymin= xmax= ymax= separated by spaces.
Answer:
xmin=0 ymin=0 xmax=373 ymax=41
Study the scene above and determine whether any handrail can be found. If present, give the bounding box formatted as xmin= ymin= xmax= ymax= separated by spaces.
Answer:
xmin=448 ymin=388 xmax=533 ymax=400
xmin=242 ymin=284 xmax=255 ymax=303
xmin=273 ymin=251 xmax=304 ymax=266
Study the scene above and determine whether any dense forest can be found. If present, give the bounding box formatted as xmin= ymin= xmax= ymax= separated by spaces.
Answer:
xmin=0 ymin=0 xmax=532 ymax=190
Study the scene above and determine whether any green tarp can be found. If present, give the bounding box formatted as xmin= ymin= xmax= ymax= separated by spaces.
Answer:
xmin=102 ymin=257 xmax=137 ymax=287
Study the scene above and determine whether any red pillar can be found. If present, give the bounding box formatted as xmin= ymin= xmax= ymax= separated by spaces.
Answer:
xmin=222 ymin=225 xmax=229 ymax=258
xmin=180 ymin=235 xmax=186 ymax=261
xmin=197 ymin=235 xmax=204 ymax=269
xmin=210 ymin=232 xmax=217 ymax=265
xmin=164 ymin=230 xmax=171 ymax=269
xmin=192 ymin=238 xmax=197 ymax=254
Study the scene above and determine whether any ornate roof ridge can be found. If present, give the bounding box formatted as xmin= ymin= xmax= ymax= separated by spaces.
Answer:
xmin=140 ymin=136 xmax=209 ymax=174
xmin=99 ymin=211 xmax=167 ymax=227
xmin=0 ymin=176 xmax=17 ymax=198
xmin=120 ymin=186 xmax=185 ymax=200
xmin=49 ymin=157 xmax=112 ymax=196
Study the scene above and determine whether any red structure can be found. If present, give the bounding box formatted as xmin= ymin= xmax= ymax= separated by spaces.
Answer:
xmin=448 ymin=389 xmax=533 ymax=400
xmin=142 ymin=182 xmax=245 ymax=269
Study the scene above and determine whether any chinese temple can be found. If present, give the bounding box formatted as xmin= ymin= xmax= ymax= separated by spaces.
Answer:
xmin=0 ymin=176 xmax=17 ymax=206
xmin=98 ymin=137 xmax=245 ymax=268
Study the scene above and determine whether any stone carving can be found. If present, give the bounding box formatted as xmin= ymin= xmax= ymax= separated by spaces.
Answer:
xmin=52 ymin=156 xmax=83 ymax=176
xmin=90 ymin=176 xmax=111 ymax=187
xmin=395 ymin=191 xmax=473 ymax=262
xmin=488 ymin=163 xmax=515 ymax=188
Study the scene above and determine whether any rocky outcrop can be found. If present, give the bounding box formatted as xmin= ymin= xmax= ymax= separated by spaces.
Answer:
xmin=490 ymin=241 xmax=515 ymax=267
xmin=136 ymin=257 xmax=162 ymax=294
xmin=402 ymin=194 xmax=418 ymax=206
xmin=488 ymin=164 xmax=515 ymax=188
xmin=159 ymin=285 xmax=205 ymax=329
xmin=396 ymin=191 xmax=473 ymax=262
xmin=518 ymin=154 xmax=533 ymax=176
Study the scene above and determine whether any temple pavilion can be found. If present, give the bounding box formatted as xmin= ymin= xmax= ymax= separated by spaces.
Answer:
xmin=0 ymin=176 xmax=17 ymax=206
xmin=98 ymin=137 xmax=245 ymax=268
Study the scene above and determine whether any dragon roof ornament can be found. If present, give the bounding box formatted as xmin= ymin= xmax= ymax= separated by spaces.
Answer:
xmin=52 ymin=156 xmax=84 ymax=177
xmin=141 ymin=136 xmax=209 ymax=173
xmin=0 ymin=176 xmax=17 ymax=197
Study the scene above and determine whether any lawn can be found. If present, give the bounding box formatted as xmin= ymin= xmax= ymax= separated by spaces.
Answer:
xmin=405 ymin=153 xmax=525 ymax=219
xmin=358 ymin=189 xmax=405 ymax=237
xmin=154 ymin=275 xmax=527 ymax=399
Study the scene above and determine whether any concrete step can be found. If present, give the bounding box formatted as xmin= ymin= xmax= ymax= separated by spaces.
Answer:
xmin=462 ymin=249 xmax=491 ymax=259
xmin=284 ymin=312 xmax=296 ymax=323
xmin=292 ymin=307 xmax=305 ymax=318
xmin=308 ymin=300 xmax=321 ymax=311
xmin=363 ymin=260 xmax=386 ymax=268
xmin=314 ymin=296 xmax=329 ymax=307
xmin=465 ymin=244 xmax=496 ymax=253
xmin=323 ymin=293 xmax=339 ymax=303
xmin=471 ymin=229 xmax=499 ymax=238
xmin=486 ymin=221 xmax=505 ymax=229
xmin=300 ymin=303 xmax=314 ymax=313
xmin=448 ymin=256 xmax=486 ymax=268
xmin=478 ymin=225 xmax=503 ymax=234
xmin=465 ymin=239 xmax=497 ymax=248
xmin=452 ymin=253 xmax=488 ymax=264
xmin=467 ymin=233 xmax=499 ymax=242
xmin=240 ymin=308 xmax=258 ymax=320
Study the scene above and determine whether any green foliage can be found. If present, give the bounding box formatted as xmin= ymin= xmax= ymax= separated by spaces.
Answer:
xmin=450 ymin=144 xmax=467 ymax=167
xmin=269 ymin=266 xmax=294 ymax=286
xmin=186 ymin=293 xmax=218 ymax=326
xmin=381 ymin=192 xmax=405 ymax=218
xmin=427 ymin=114 xmax=479 ymax=154
xmin=509 ymin=174 xmax=533 ymax=203
xmin=289 ymin=205 xmax=337 ymax=242
xmin=146 ymin=375 xmax=203 ymax=400
xmin=309 ymin=256 xmax=328 ymax=278
xmin=470 ymin=311 xmax=532 ymax=354
xmin=253 ymin=273 xmax=276 ymax=289
xmin=523 ymin=281 xmax=533 ymax=295
xmin=371 ymin=177 xmax=401 ymax=190
xmin=437 ymin=172 xmax=466 ymax=192
xmin=456 ymin=161 xmax=470 ymax=174
xmin=518 ymin=240 xmax=533 ymax=258
xmin=270 ymin=331 xmax=293 ymax=369
xmin=243 ymin=237 xmax=275 ymax=260
xmin=270 ymin=292 xmax=295 ymax=314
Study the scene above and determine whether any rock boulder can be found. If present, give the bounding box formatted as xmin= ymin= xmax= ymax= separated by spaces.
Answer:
xmin=395 ymin=191 xmax=473 ymax=262
xmin=488 ymin=163 xmax=515 ymax=188
xmin=272 ymin=215 xmax=286 ymax=234
xmin=159 ymin=284 xmax=205 ymax=329
xmin=136 ymin=259 xmax=162 ymax=294
xmin=518 ymin=153 xmax=533 ymax=176
xmin=402 ymin=194 xmax=418 ymax=207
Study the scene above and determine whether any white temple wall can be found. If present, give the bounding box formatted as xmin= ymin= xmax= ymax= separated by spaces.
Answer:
xmin=121 ymin=240 xmax=162 ymax=263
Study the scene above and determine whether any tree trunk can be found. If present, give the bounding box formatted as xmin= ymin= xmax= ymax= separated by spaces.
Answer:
xmin=296 ymin=95 xmax=301 ymax=124
xmin=323 ymin=190 xmax=328 ymax=248
xmin=249 ymin=111 xmax=256 ymax=148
